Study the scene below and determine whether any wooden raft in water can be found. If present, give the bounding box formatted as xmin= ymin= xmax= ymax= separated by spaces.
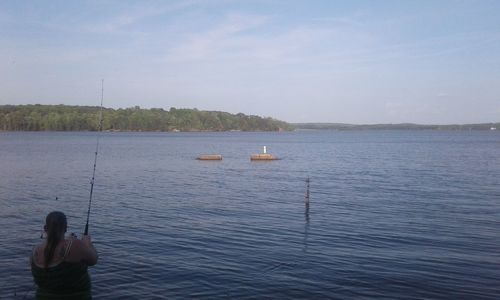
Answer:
xmin=197 ymin=154 xmax=223 ymax=160
xmin=250 ymin=153 xmax=277 ymax=161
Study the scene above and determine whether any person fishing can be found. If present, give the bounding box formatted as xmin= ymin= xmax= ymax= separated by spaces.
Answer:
xmin=30 ymin=211 xmax=98 ymax=299
xmin=30 ymin=82 xmax=103 ymax=299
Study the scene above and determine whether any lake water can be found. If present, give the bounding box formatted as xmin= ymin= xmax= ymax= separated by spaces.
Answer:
xmin=1 ymin=131 xmax=499 ymax=299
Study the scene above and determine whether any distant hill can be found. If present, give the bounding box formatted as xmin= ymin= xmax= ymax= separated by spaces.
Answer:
xmin=0 ymin=104 xmax=293 ymax=132
xmin=293 ymin=122 xmax=500 ymax=131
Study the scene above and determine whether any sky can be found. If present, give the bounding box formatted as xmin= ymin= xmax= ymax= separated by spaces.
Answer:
xmin=1 ymin=0 xmax=499 ymax=124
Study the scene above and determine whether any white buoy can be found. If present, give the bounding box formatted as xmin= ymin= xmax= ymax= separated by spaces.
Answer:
xmin=263 ymin=146 xmax=267 ymax=154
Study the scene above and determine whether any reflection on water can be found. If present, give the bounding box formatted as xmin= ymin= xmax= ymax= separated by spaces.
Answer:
xmin=304 ymin=177 xmax=310 ymax=224
xmin=303 ymin=202 xmax=310 ymax=253
xmin=303 ymin=177 xmax=310 ymax=252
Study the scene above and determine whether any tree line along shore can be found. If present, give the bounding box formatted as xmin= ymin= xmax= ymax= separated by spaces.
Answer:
xmin=1 ymin=104 xmax=497 ymax=132
xmin=293 ymin=122 xmax=499 ymax=131
xmin=0 ymin=105 xmax=293 ymax=132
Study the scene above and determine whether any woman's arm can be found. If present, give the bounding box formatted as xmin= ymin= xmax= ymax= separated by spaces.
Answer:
xmin=82 ymin=235 xmax=98 ymax=266
xmin=70 ymin=236 xmax=98 ymax=266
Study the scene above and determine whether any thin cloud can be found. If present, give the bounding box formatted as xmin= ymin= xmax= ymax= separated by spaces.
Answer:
xmin=1 ymin=1 xmax=499 ymax=123
xmin=162 ymin=13 xmax=270 ymax=63
xmin=78 ymin=1 xmax=201 ymax=34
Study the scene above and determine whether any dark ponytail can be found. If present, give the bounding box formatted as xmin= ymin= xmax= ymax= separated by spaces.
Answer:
xmin=43 ymin=211 xmax=67 ymax=268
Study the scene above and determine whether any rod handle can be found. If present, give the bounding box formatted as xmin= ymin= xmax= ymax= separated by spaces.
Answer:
xmin=84 ymin=223 xmax=89 ymax=235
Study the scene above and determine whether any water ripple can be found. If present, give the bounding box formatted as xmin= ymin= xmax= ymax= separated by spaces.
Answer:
xmin=1 ymin=131 xmax=499 ymax=299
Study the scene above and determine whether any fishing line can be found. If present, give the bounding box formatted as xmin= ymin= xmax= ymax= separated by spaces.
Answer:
xmin=84 ymin=79 xmax=104 ymax=235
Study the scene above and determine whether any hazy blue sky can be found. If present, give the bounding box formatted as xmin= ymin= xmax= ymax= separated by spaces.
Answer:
xmin=1 ymin=0 xmax=499 ymax=124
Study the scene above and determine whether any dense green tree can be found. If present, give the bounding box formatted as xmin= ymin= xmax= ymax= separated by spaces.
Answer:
xmin=0 ymin=104 xmax=294 ymax=132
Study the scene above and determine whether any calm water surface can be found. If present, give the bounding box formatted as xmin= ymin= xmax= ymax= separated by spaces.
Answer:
xmin=1 ymin=131 xmax=499 ymax=299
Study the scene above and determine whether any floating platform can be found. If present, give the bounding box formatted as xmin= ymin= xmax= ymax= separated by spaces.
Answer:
xmin=250 ymin=153 xmax=278 ymax=161
xmin=251 ymin=146 xmax=278 ymax=161
xmin=197 ymin=154 xmax=222 ymax=160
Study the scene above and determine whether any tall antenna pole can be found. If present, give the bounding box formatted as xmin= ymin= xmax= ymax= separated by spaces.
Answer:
xmin=84 ymin=79 xmax=104 ymax=235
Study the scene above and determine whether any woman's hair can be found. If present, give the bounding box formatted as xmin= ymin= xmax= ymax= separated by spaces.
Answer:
xmin=43 ymin=211 xmax=67 ymax=268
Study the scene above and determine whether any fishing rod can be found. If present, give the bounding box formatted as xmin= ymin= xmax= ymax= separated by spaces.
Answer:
xmin=84 ymin=79 xmax=104 ymax=236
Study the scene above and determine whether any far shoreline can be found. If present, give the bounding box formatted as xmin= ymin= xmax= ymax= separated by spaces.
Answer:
xmin=1 ymin=127 xmax=498 ymax=133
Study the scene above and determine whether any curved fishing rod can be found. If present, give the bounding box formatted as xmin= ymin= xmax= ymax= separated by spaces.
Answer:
xmin=84 ymin=79 xmax=104 ymax=236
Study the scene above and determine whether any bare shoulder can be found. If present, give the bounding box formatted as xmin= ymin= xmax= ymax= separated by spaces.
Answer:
xmin=33 ymin=243 xmax=42 ymax=253
xmin=65 ymin=238 xmax=85 ymax=261
xmin=70 ymin=238 xmax=85 ymax=248
xmin=31 ymin=243 xmax=42 ymax=263
xmin=65 ymin=238 xmax=98 ymax=266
